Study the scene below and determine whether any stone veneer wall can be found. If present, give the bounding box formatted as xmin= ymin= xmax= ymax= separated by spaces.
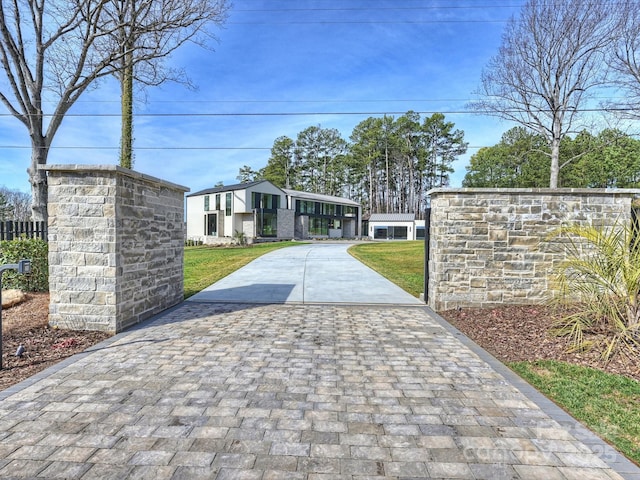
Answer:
xmin=277 ymin=209 xmax=295 ymax=239
xmin=427 ymin=188 xmax=640 ymax=312
xmin=45 ymin=165 xmax=189 ymax=333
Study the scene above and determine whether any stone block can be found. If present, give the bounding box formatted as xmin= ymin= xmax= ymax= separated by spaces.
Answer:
xmin=45 ymin=164 xmax=189 ymax=333
xmin=427 ymin=188 xmax=640 ymax=311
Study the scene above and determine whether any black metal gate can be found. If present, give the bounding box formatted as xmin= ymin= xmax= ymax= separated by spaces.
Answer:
xmin=423 ymin=207 xmax=431 ymax=304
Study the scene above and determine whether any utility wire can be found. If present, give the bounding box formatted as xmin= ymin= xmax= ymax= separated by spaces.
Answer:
xmin=1 ymin=107 xmax=634 ymax=117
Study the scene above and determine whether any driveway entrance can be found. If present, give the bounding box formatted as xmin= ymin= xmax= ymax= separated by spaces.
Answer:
xmin=0 ymin=244 xmax=636 ymax=479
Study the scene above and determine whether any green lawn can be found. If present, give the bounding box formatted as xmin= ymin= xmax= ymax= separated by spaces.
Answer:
xmin=510 ymin=360 xmax=640 ymax=465
xmin=348 ymin=241 xmax=425 ymax=297
xmin=183 ymin=241 xmax=299 ymax=298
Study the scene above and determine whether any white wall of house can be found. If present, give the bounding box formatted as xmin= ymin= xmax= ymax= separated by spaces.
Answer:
xmin=187 ymin=181 xmax=289 ymax=243
xmin=369 ymin=219 xmax=425 ymax=240
xmin=186 ymin=195 xmax=206 ymax=239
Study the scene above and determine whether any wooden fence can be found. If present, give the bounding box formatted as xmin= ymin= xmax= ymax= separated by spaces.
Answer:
xmin=0 ymin=221 xmax=48 ymax=241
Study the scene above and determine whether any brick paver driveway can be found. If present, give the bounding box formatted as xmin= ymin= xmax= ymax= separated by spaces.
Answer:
xmin=0 ymin=245 xmax=637 ymax=479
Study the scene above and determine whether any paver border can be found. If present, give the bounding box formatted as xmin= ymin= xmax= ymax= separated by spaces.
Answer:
xmin=425 ymin=305 xmax=640 ymax=480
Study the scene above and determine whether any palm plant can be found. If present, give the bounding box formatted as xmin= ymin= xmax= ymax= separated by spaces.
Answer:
xmin=548 ymin=220 xmax=640 ymax=361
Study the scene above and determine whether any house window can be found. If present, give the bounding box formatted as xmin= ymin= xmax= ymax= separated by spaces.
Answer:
xmin=390 ymin=226 xmax=408 ymax=240
xmin=205 ymin=213 xmax=217 ymax=236
xmin=252 ymin=192 xmax=261 ymax=209
xmin=204 ymin=195 xmax=210 ymax=211
xmin=321 ymin=203 xmax=336 ymax=216
xmin=344 ymin=206 xmax=356 ymax=216
xmin=257 ymin=211 xmax=278 ymax=237
xmin=215 ymin=194 xmax=221 ymax=211
xmin=225 ymin=192 xmax=232 ymax=216
xmin=416 ymin=227 xmax=425 ymax=239
xmin=253 ymin=192 xmax=280 ymax=210
xmin=374 ymin=227 xmax=388 ymax=239
xmin=296 ymin=200 xmax=315 ymax=214
xmin=309 ymin=217 xmax=329 ymax=236
xmin=375 ymin=226 xmax=408 ymax=240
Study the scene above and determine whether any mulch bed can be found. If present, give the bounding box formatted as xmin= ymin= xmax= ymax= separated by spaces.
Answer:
xmin=0 ymin=293 xmax=111 ymax=391
xmin=440 ymin=304 xmax=640 ymax=383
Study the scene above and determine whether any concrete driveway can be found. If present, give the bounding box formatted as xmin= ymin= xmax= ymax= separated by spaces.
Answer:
xmin=187 ymin=243 xmax=423 ymax=305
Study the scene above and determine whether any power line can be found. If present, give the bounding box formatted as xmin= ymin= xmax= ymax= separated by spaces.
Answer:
xmin=2 ymin=107 xmax=635 ymax=118
xmin=43 ymin=95 xmax=631 ymax=105
xmin=228 ymin=19 xmax=510 ymax=25
xmin=0 ymin=146 xmax=271 ymax=150
xmin=234 ymin=4 xmax=524 ymax=13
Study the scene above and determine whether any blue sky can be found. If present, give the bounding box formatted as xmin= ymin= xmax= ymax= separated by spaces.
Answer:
xmin=0 ymin=0 xmax=523 ymax=196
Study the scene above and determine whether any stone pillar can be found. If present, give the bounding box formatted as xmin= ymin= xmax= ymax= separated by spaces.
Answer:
xmin=427 ymin=188 xmax=640 ymax=311
xmin=45 ymin=165 xmax=189 ymax=333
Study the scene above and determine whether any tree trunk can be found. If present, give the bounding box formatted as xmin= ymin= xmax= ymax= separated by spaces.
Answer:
xmin=28 ymin=138 xmax=49 ymax=222
xmin=549 ymin=135 xmax=561 ymax=188
xmin=120 ymin=47 xmax=134 ymax=169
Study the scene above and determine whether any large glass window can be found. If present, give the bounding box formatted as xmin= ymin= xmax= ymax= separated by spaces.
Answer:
xmin=253 ymin=192 xmax=280 ymax=210
xmin=344 ymin=206 xmax=356 ymax=216
xmin=296 ymin=200 xmax=316 ymax=214
xmin=309 ymin=217 xmax=329 ymax=236
xmin=225 ymin=192 xmax=232 ymax=216
xmin=416 ymin=227 xmax=425 ymax=239
xmin=374 ymin=226 xmax=408 ymax=239
xmin=258 ymin=211 xmax=277 ymax=237
xmin=215 ymin=194 xmax=221 ymax=210
xmin=321 ymin=203 xmax=336 ymax=216
xmin=374 ymin=227 xmax=388 ymax=239
xmin=205 ymin=213 xmax=217 ymax=236
xmin=267 ymin=194 xmax=280 ymax=209
xmin=390 ymin=226 xmax=408 ymax=240
xmin=204 ymin=195 xmax=210 ymax=211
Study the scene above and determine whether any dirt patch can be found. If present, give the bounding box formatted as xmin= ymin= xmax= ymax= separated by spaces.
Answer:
xmin=440 ymin=304 xmax=640 ymax=383
xmin=0 ymin=292 xmax=111 ymax=391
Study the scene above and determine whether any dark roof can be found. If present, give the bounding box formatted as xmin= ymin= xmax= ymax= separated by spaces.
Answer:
xmin=282 ymin=188 xmax=360 ymax=206
xmin=187 ymin=180 xmax=268 ymax=197
xmin=369 ymin=213 xmax=416 ymax=222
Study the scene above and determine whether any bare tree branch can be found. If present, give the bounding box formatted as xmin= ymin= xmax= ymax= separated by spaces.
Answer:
xmin=0 ymin=0 xmax=230 ymax=221
xmin=468 ymin=0 xmax=616 ymax=188
xmin=607 ymin=0 xmax=640 ymax=119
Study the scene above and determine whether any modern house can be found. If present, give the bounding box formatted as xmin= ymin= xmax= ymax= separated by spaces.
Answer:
xmin=186 ymin=180 xmax=361 ymax=243
xmin=367 ymin=213 xmax=426 ymax=240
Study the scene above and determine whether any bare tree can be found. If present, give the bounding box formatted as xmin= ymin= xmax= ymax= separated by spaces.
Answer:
xmin=0 ymin=0 xmax=229 ymax=221
xmin=609 ymin=0 xmax=640 ymax=119
xmin=102 ymin=0 xmax=229 ymax=168
xmin=0 ymin=186 xmax=31 ymax=220
xmin=469 ymin=0 xmax=615 ymax=188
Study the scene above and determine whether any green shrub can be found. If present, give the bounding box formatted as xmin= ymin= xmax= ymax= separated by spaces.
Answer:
xmin=233 ymin=230 xmax=247 ymax=246
xmin=547 ymin=221 xmax=640 ymax=361
xmin=0 ymin=237 xmax=48 ymax=292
